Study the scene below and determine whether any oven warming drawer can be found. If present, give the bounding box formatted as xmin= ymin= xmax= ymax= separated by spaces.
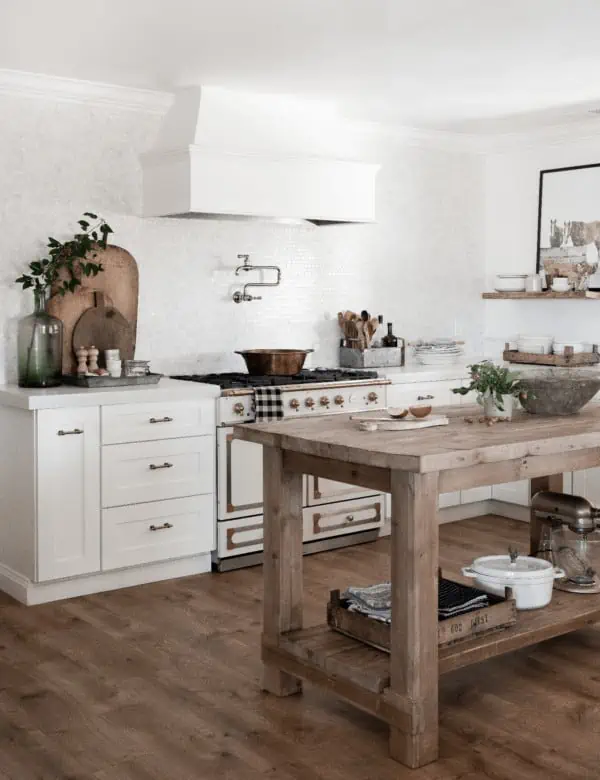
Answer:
xmin=217 ymin=494 xmax=384 ymax=560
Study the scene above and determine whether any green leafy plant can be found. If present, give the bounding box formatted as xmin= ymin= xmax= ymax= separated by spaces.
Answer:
xmin=452 ymin=361 xmax=526 ymax=411
xmin=15 ymin=212 xmax=113 ymax=296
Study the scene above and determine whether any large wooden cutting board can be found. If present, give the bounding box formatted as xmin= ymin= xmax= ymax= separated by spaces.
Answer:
xmin=47 ymin=245 xmax=139 ymax=373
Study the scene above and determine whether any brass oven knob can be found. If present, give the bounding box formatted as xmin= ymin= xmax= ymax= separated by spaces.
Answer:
xmin=334 ymin=395 xmax=345 ymax=406
xmin=233 ymin=402 xmax=245 ymax=416
xmin=319 ymin=396 xmax=330 ymax=407
xmin=289 ymin=398 xmax=300 ymax=410
xmin=367 ymin=391 xmax=378 ymax=403
xmin=305 ymin=397 xmax=315 ymax=408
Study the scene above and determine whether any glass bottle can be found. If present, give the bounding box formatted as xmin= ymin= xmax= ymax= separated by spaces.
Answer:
xmin=17 ymin=288 xmax=63 ymax=387
xmin=382 ymin=323 xmax=398 ymax=348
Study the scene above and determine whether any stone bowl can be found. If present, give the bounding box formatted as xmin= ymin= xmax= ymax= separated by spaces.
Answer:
xmin=518 ymin=370 xmax=600 ymax=415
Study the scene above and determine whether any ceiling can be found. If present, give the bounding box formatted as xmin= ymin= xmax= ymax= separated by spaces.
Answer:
xmin=3 ymin=0 xmax=600 ymax=130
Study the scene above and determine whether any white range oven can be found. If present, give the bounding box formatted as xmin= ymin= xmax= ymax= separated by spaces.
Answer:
xmin=173 ymin=369 xmax=389 ymax=570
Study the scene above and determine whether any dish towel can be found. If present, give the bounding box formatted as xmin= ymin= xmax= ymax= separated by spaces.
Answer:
xmin=254 ymin=387 xmax=284 ymax=422
xmin=342 ymin=579 xmax=489 ymax=624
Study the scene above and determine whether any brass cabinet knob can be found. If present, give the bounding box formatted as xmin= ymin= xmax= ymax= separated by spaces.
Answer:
xmin=334 ymin=395 xmax=345 ymax=406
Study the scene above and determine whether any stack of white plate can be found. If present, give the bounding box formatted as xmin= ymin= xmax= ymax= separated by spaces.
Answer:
xmin=414 ymin=339 xmax=464 ymax=365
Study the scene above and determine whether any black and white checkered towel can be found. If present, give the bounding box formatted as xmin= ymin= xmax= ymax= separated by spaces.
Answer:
xmin=254 ymin=387 xmax=284 ymax=421
xmin=342 ymin=579 xmax=489 ymax=624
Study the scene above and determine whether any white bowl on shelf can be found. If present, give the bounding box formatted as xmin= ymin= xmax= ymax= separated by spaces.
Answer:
xmin=494 ymin=274 xmax=528 ymax=292
xmin=517 ymin=335 xmax=553 ymax=355
xmin=553 ymin=342 xmax=585 ymax=355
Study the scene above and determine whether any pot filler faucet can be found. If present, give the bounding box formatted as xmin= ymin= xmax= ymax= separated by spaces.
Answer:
xmin=232 ymin=254 xmax=282 ymax=303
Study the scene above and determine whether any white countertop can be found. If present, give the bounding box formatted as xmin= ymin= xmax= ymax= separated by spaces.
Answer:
xmin=0 ymin=378 xmax=221 ymax=410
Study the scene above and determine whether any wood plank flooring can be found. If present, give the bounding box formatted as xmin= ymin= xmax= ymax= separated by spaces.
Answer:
xmin=1 ymin=516 xmax=600 ymax=779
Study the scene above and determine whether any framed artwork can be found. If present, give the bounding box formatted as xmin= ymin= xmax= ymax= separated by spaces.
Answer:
xmin=536 ymin=162 xmax=600 ymax=291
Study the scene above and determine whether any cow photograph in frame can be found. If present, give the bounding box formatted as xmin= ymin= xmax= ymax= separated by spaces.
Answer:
xmin=536 ymin=162 xmax=600 ymax=291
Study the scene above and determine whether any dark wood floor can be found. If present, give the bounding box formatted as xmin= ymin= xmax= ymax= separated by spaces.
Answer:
xmin=1 ymin=516 xmax=599 ymax=779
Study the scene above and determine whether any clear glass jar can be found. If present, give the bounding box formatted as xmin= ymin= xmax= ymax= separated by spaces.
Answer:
xmin=17 ymin=289 xmax=63 ymax=388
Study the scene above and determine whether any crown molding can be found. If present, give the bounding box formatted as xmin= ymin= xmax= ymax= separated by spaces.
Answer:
xmin=0 ymin=69 xmax=173 ymax=113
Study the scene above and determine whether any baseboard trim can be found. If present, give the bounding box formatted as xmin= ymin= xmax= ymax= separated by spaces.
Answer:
xmin=0 ymin=554 xmax=212 ymax=606
xmin=380 ymin=498 xmax=529 ymax=537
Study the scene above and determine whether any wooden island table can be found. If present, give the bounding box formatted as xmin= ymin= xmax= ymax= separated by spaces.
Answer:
xmin=234 ymin=405 xmax=600 ymax=769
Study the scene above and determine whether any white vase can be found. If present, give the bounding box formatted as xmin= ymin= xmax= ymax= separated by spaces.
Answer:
xmin=483 ymin=393 xmax=513 ymax=419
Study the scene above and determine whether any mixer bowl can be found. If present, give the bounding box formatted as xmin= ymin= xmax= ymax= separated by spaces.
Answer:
xmin=519 ymin=369 xmax=600 ymax=416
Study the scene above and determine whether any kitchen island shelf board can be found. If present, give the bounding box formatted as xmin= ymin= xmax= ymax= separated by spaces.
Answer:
xmin=482 ymin=291 xmax=600 ymax=299
xmin=268 ymin=583 xmax=600 ymax=688
xmin=234 ymin=405 xmax=600 ymax=770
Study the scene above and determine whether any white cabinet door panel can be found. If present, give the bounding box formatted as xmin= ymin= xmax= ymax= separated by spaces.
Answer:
xmin=37 ymin=407 xmax=100 ymax=581
xmin=217 ymin=427 xmax=263 ymax=520
xmin=573 ymin=469 xmax=600 ymax=505
xmin=491 ymin=480 xmax=530 ymax=506
xmin=386 ymin=381 xmax=458 ymax=411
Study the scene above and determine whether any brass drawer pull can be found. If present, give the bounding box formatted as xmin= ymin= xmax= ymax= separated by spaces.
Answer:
xmin=149 ymin=462 xmax=173 ymax=471
xmin=346 ymin=514 xmax=355 ymax=522
xmin=57 ymin=428 xmax=83 ymax=436
xmin=149 ymin=522 xmax=173 ymax=531
xmin=417 ymin=394 xmax=434 ymax=401
xmin=149 ymin=416 xmax=173 ymax=424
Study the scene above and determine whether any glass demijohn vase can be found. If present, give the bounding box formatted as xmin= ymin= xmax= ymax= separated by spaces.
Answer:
xmin=17 ymin=289 xmax=63 ymax=387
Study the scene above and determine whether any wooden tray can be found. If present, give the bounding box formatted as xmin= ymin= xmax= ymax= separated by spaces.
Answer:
xmin=503 ymin=342 xmax=600 ymax=367
xmin=62 ymin=373 xmax=162 ymax=388
xmin=327 ymin=579 xmax=516 ymax=651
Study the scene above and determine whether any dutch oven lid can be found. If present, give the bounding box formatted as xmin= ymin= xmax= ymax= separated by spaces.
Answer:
xmin=470 ymin=553 xmax=553 ymax=580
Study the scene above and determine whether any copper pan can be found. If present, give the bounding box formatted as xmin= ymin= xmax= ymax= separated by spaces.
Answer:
xmin=235 ymin=349 xmax=314 ymax=376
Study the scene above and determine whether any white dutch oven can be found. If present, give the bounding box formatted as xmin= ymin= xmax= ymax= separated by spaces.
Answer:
xmin=462 ymin=554 xmax=565 ymax=610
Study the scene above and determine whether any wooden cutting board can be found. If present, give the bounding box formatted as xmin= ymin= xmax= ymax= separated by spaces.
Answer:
xmin=72 ymin=292 xmax=133 ymax=367
xmin=47 ymin=245 xmax=139 ymax=373
xmin=350 ymin=414 xmax=449 ymax=432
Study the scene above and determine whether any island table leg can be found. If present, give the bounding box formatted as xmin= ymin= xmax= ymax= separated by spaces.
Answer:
xmin=261 ymin=446 xmax=304 ymax=696
xmin=388 ymin=469 xmax=440 ymax=768
xmin=530 ymin=474 xmax=563 ymax=556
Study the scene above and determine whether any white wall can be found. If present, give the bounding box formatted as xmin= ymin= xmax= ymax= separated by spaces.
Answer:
xmin=0 ymin=88 xmax=486 ymax=383
xmin=483 ymin=135 xmax=600 ymax=357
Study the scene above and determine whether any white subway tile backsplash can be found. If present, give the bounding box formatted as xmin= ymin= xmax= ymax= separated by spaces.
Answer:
xmin=0 ymin=92 xmax=486 ymax=383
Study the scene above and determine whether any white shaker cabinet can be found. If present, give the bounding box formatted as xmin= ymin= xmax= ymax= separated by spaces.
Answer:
xmin=0 ymin=382 xmax=218 ymax=605
xmin=37 ymin=407 xmax=101 ymax=581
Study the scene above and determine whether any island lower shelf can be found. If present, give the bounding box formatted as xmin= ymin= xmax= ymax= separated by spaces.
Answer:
xmin=264 ymin=589 xmax=600 ymax=717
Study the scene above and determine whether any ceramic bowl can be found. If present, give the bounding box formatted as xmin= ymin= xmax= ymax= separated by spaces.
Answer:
xmin=494 ymin=273 xmax=527 ymax=292
xmin=409 ymin=405 xmax=432 ymax=419
xmin=388 ymin=407 xmax=409 ymax=419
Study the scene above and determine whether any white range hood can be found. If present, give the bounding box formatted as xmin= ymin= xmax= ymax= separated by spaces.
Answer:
xmin=141 ymin=87 xmax=380 ymax=224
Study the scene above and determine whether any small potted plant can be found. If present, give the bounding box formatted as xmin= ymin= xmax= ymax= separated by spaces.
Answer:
xmin=452 ymin=361 xmax=524 ymax=419
xmin=14 ymin=213 xmax=113 ymax=387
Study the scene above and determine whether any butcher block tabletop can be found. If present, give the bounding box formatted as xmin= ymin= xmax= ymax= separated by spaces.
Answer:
xmin=233 ymin=405 xmax=600 ymax=473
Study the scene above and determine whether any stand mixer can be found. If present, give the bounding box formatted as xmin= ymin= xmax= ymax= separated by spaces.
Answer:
xmin=531 ymin=491 xmax=600 ymax=594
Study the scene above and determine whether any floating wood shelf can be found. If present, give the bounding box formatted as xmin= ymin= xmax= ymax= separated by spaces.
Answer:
xmin=483 ymin=291 xmax=600 ymax=300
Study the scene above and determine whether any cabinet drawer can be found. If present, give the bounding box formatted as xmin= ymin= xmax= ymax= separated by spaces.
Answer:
xmin=218 ymin=516 xmax=264 ymax=558
xmin=102 ymin=436 xmax=214 ymax=508
xmin=303 ymin=496 xmax=383 ymax=542
xmin=102 ymin=495 xmax=215 ymax=570
xmin=306 ymin=474 xmax=376 ymax=506
xmin=102 ymin=401 xmax=213 ymax=445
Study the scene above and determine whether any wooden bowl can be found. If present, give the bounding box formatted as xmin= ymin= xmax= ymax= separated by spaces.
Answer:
xmin=409 ymin=405 xmax=432 ymax=419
